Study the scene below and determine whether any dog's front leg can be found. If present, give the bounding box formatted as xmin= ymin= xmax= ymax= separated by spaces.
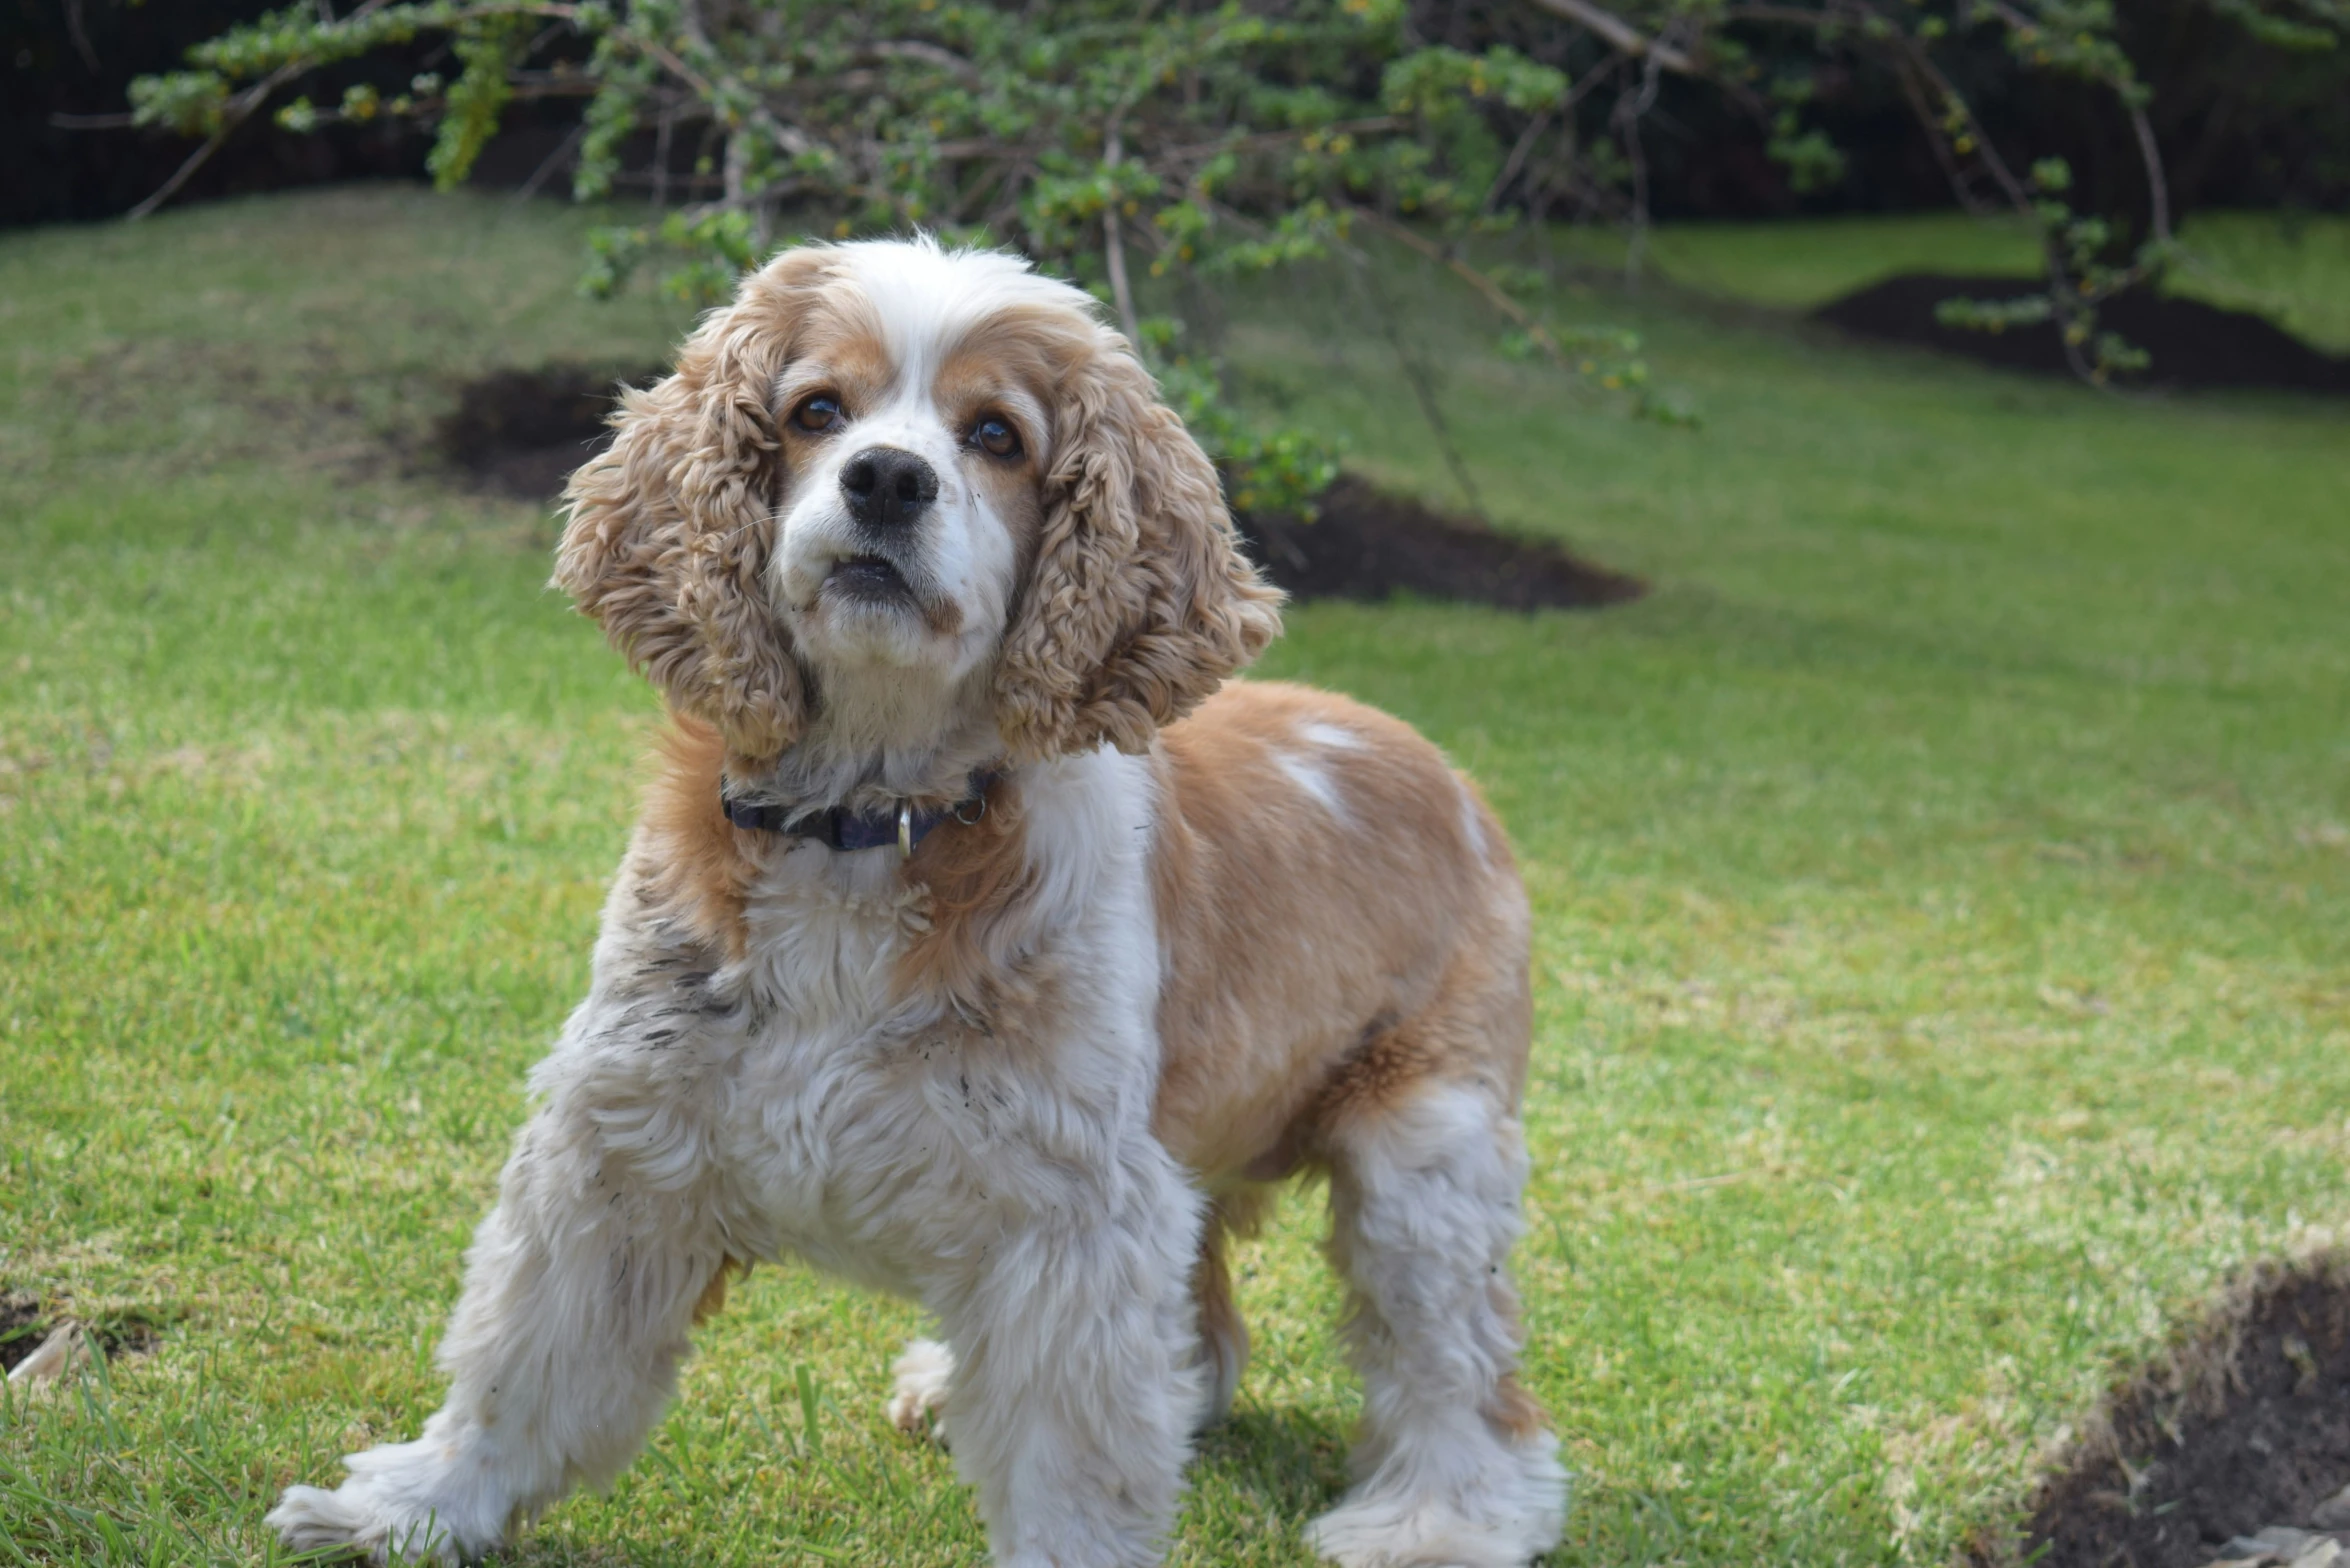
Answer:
xmin=927 ymin=1137 xmax=1209 ymax=1568
xmin=267 ymin=1068 xmax=728 ymax=1564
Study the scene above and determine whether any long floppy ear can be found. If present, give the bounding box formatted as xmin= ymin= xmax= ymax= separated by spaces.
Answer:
xmin=555 ymin=250 xmax=834 ymax=765
xmin=994 ymin=328 xmax=1286 ymax=762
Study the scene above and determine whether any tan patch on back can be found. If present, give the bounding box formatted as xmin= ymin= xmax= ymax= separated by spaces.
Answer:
xmin=1312 ymin=934 xmax=1531 ymax=1130
xmin=1147 ymin=682 xmax=1532 ymax=1179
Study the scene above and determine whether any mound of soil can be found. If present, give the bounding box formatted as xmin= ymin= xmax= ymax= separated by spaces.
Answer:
xmin=2013 ymin=1257 xmax=2350 ymax=1568
xmin=0 ymin=1293 xmax=157 ymax=1377
xmin=1236 ymin=479 xmax=1642 ymax=611
xmin=1816 ymin=274 xmax=2350 ymax=395
xmin=0 ymin=1295 xmax=44 ymax=1374
xmin=438 ymin=366 xmax=1641 ymax=612
xmin=438 ymin=364 xmax=659 ymax=503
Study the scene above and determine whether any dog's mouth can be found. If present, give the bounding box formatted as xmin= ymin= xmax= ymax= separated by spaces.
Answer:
xmin=800 ymin=546 xmax=963 ymax=640
xmin=824 ymin=553 xmax=914 ymax=602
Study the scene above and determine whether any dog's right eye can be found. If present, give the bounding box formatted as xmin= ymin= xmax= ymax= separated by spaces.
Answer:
xmin=793 ymin=394 xmax=843 ymax=434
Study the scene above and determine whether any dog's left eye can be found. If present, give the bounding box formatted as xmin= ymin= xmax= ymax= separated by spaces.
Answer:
xmin=970 ymin=416 xmax=1021 ymax=459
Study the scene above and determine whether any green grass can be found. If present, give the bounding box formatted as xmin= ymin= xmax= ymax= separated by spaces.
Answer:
xmin=3 ymin=186 xmax=2347 ymax=1568
xmin=1565 ymin=208 xmax=2350 ymax=351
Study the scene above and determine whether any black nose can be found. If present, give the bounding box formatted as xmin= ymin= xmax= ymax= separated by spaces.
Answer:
xmin=840 ymin=447 xmax=939 ymax=530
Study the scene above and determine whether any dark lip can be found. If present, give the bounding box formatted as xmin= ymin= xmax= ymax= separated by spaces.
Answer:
xmin=824 ymin=553 xmax=913 ymax=601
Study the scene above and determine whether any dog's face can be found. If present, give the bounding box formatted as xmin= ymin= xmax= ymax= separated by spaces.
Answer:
xmin=556 ymin=240 xmax=1283 ymax=772
xmin=766 ymin=245 xmax=1055 ymax=690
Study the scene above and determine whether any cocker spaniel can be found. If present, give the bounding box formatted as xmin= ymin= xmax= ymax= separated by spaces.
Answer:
xmin=267 ymin=237 xmax=1565 ymax=1568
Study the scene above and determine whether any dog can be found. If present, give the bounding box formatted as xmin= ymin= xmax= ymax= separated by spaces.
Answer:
xmin=266 ymin=237 xmax=1565 ymax=1568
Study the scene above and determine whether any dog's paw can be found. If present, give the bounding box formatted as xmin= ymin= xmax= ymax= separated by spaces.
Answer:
xmin=886 ymin=1338 xmax=953 ymax=1446
xmin=1305 ymin=1434 xmax=1567 ymax=1568
xmin=266 ymin=1483 xmax=457 ymax=1566
xmin=265 ymin=1441 xmax=493 ymax=1566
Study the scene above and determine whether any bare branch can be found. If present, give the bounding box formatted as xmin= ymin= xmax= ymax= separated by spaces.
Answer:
xmin=1348 ymin=206 xmax=1576 ymax=373
xmin=1611 ymin=37 xmax=1671 ymax=285
xmin=2129 ymin=103 xmax=2173 ymax=245
xmin=1889 ymin=54 xmax=1999 ymax=216
xmin=129 ymin=57 xmax=307 ymax=220
xmin=1481 ymin=107 xmax=1555 ymax=217
xmin=1521 ymin=0 xmax=1700 ymax=75
xmin=1102 ymin=121 xmax=1143 ymax=350
xmin=662 ymin=3 xmax=818 ymax=163
xmin=514 ymin=119 xmax=588 ymax=200
xmin=65 ymin=0 xmax=99 ymax=72
xmin=128 ymin=0 xmax=401 ymax=219
xmin=1899 ymin=43 xmax=2033 ymax=211
xmin=862 ymin=39 xmax=981 ymax=82
xmin=1348 ymin=254 xmax=1487 ymax=519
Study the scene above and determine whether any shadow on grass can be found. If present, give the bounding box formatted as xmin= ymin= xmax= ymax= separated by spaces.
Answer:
xmin=1192 ymin=1403 xmax=1355 ymax=1520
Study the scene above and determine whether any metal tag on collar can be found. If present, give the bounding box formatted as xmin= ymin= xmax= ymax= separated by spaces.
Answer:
xmin=897 ymin=801 xmax=914 ymax=859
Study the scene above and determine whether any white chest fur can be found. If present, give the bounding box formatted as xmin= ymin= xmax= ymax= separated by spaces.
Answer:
xmin=534 ymin=747 xmax=1166 ymax=1300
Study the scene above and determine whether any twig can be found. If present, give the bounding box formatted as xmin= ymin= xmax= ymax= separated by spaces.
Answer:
xmin=126 ymin=0 xmax=397 ymax=221
xmin=1898 ymin=45 xmax=2033 ymax=211
xmin=1102 ymin=120 xmax=1143 ymax=350
xmin=1646 ymin=1169 xmax=1757 ymax=1195
xmin=1890 ymin=53 xmax=1997 ymax=216
xmin=513 ymin=120 xmax=587 ymax=201
xmin=1151 ymin=115 xmax=1408 ymax=167
xmin=651 ymin=102 xmax=675 ymax=211
xmin=1522 ymin=0 xmax=1701 ymax=75
xmin=1351 ymin=256 xmax=1487 ymax=521
xmin=65 ymin=0 xmax=98 ymax=72
xmin=1348 ymin=205 xmax=1573 ymax=373
xmin=1611 ymin=41 xmax=1670 ymax=287
xmin=1481 ymin=106 xmax=1555 ymax=217
xmin=2128 ymin=103 xmax=2173 ymax=246
xmin=128 ymin=60 xmax=304 ymax=220
xmin=661 ymin=3 xmax=817 ymax=164
xmin=861 ymin=39 xmax=981 ymax=82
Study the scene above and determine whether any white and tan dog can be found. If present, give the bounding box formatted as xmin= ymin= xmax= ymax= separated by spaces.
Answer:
xmin=267 ymin=238 xmax=1565 ymax=1568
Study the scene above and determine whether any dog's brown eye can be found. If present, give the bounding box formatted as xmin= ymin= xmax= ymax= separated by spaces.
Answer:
xmin=971 ymin=416 xmax=1021 ymax=459
xmin=794 ymin=394 xmax=843 ymax=434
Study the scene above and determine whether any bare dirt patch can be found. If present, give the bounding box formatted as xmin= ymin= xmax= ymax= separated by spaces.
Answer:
xmin=2007 ymin=1254 xmax=2350 ymax=1568
xmin=0 ymin=1294 xmax=45 ymax=1375
xmin=436 ymin=363 xmax=658 ymax=505
xmin=1236 ymin=477 xmax=1643 ymax=611
xmin=1816 ymin=274 xmax=2350 ymax=395
xmin=1 ymin=1293 xmax=162 ymax=1378
xmin=438 ymin=366 xmax=1642 ymax=612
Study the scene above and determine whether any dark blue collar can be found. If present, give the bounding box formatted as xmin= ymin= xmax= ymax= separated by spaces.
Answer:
xmin=721 ymin=772 xmax=997 ymax=856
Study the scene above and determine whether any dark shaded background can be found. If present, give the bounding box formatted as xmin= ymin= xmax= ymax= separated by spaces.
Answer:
xmin=6 ymin=0 xmax=2347 ymax=230
xmin=3 ymin=0 xmax=588 ymax=226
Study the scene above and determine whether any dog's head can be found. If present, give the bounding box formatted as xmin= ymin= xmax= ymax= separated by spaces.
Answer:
xmin=556 ymin=238 xmax=1283 ymax=773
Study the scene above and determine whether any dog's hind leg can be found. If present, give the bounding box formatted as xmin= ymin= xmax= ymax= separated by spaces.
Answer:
xmin=1304 ymin=1072 xmax=1567 ymax=1568
xmin=267 ymin=1085 xmax=730 ymax=1565
xmin=1191 ymin=1187 xmax=1269 ymax=1431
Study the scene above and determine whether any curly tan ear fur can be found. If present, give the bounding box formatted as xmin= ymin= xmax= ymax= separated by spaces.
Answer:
xmin=555 ymin=251 xmax=834 ymax=764
xmin=994 ymin=331 xmax=1285 ymax=762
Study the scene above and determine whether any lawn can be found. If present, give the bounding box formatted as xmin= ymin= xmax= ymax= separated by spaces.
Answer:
xmin=2 ymin=186 xmax=2346 ymax=1568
